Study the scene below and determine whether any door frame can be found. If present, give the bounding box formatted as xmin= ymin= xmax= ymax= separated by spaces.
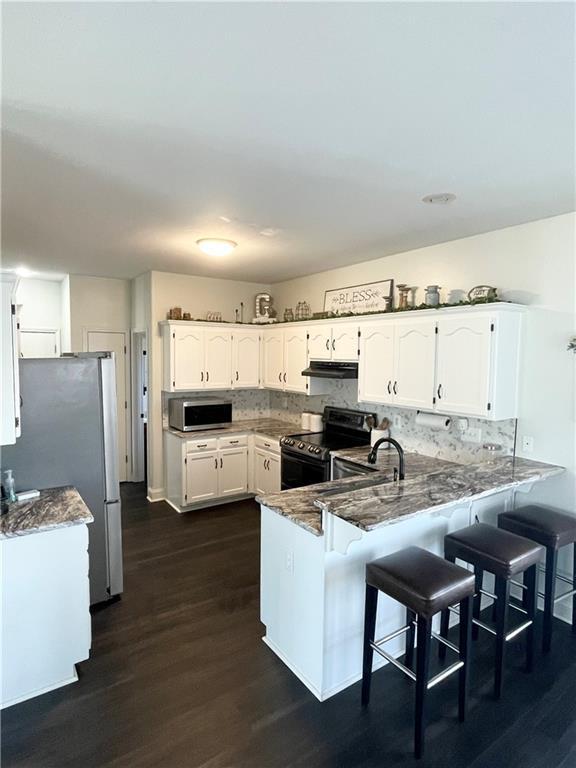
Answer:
xmin=131 ymin=330 xmax=148 ymax=483
xmin=82 ymin=327 xmax=131 ymax=483
xmin=19 ymin=327 xmax=61 ymax=358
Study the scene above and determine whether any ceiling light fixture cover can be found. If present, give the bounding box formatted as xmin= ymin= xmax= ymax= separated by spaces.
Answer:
xmin=15 ymin=266 xmax=33 ymax=277
xmin=422 ymin=193 xmax=457 ymax=205
xmin=196 ymin=238 xmax=237 ymax=257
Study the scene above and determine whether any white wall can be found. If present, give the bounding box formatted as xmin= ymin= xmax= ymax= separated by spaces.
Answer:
xmin=68 ymin=275 xmax=131 ymax=351
xmin=147 ymin=271 xmax=271 ymax=498
xmin=16 ymin=277 xmax=63 ymax=331
xmin=274 ymin=212 xmax=576 ymax=516
xmin=60 ymin=275 xmax=71 ymax=352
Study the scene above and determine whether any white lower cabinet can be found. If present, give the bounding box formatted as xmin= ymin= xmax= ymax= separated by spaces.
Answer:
xmin=218 ymin=448 xmax=249 ymax=497
xmin=185 ymin=451 xmax=220 ymax=505
xmin=255 ymin=448 xmax=281 ymax=495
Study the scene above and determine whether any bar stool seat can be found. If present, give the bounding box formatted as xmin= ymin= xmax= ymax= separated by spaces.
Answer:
xmin=366 ymin=546 xmax=476 ymax=617
xmin=362 ymin=546 xmax=475 ymax=759
xmin=499 ymin=506 xmax=576 ymax=653
xmin=443 ymin=523 xmax=544 ymax=699
xmin=445 ymin=523 xmax=543 ymax=579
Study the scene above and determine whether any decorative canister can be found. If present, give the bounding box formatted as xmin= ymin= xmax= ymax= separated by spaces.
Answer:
xmin=309 ymin=413 xmax=324 ymax=432
xmin=284 ymin=308 xmax=294 ymax=322
xmin=301 ymin=412 xmax=311 ymax=430
xmin=425 ymin=285 xmax=441 ymax=306
xmin=397 ymin=284 xmax=411 ymax=310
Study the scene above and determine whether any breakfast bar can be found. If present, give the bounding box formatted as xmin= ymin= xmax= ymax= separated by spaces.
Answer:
xmin=258 ymin=456 xmax=564 ymax=701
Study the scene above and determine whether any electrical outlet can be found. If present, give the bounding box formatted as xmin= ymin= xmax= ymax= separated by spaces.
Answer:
xmin=457 ymin=418 xmax=469 ymax=432
xmin=393 ymin=415 xmax=402 ymax=430
xmin=462 ymin=427 xmax=482 ymax=444
xmin=521 ymin=436 xmax=534 ymax=454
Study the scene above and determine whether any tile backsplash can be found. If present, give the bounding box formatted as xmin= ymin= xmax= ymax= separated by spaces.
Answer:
xmin=268 ymin=380 xmax=516 ymax=465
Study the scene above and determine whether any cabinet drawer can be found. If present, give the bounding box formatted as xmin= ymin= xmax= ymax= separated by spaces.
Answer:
xmin=186 ymin=437 xmax=218 ymax=453
xmin=218 ymin=434 xmax=248 ymax=449
xmin=254 ymin=435 xmax=280 ymax=454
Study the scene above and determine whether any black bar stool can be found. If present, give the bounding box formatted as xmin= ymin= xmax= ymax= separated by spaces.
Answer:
xmin=442 ymin=523 xmax=543 ymax=699
xmin=498 ymin=505 xmax=576 ymax=653
xmin=361 ymin=546 xmax=475 ymax=759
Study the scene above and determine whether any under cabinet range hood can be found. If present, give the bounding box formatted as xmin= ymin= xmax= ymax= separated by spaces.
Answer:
xmin=301 ymin=360 xmax=359 ymax=379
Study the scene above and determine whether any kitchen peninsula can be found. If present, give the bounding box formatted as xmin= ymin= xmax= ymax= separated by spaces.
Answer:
xmin=258 ymin=454 xmax=563 ymax=701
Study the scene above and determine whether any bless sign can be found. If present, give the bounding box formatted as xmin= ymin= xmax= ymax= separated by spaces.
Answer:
xmin=324 ymin=279 xmax=394 ymax=315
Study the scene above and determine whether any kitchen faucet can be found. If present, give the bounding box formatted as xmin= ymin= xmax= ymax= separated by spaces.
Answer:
xmin=367 ymin=437 xmax=405 ymax=480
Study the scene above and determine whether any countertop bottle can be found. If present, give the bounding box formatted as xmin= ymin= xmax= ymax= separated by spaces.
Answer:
xmin=3 ymin=470 xmax=16 ymax=503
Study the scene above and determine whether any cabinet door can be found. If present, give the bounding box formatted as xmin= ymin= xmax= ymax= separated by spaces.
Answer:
xmin=332 ymin=325 xmax=359 ymax=362
xmin=393 ymin=320 xmax=437 ymax=409
xmin=254 ymin=448 xmax=270 ymax=495
xmin=185 ymin=451 xmax=219 ymax=504
xmin=267 ymin=453 xmax=281 ymax=493
xmin=204 ymin=329 xmax=232 ymax=389
xmin=284 ymin=328 xmax=308 ymax=393
xmin=233 ymin=330 xmax=260 ymax=389
xmin=436 ymin=315 xmax=492 ymax=416
xmin=358 ymin=323 xmax=395 ymax=404
xmin=218 ymin=448 xmax=248 ymax=497
xmin=307 ymin=325 xmax=332 ymax=361
xmin=173 ymin=327 xmax=205 ymax=390
xmin=1 ymin=277 xmax=19 ymax=444
xmin=262 ymin=331 xmax=284 ymax=390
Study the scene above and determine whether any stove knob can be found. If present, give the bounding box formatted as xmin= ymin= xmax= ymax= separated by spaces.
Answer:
xmin=308 ymin=446 xmax=315 ymax=452
xmin=315 ymin=447 xmax=322 ymax=454
xmin=299 ymin=442 xmax=305 ymax=449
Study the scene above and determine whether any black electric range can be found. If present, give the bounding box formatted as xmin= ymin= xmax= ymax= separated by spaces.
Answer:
xmin=280 ymin=406 xmax=377 ymax=490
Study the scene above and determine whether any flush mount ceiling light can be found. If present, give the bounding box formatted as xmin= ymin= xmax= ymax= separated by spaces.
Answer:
xmin=14 ymin=266 xmax=33 ymax=277
xmin=196 ymin=238 xmax=237 ymax=257
xmin=422 ymin=193 xmax=457 ymax=205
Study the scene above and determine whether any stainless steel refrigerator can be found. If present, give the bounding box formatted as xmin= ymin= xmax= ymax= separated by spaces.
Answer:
xmin=1 ymin=353 xmax=123 ymax=604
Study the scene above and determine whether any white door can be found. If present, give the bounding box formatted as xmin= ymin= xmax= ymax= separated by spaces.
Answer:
xmin=186 ymin=451 xmax=219 ymax=504
xmin=173 ymin=327 xmax=205 ymax=390
xmin=284 ymin=328 xmax=308 ymax=393
xmin=262 ymin=331 xmax=284 ymax=390
xmin=393 ymin=320 xmax=437 ymax=410
xmin=233 ymin=330 xmax=260 ymax=389
xmin=436 ymin=315 xmax=493 ymax=417
xmin=358 ymin=323 xmax=395 ymax=404
xmin=218 ymin=448 xmax=248 ymax=496
xmin=331 ymin=325 xmax=359 ymax=362
xmin=308 ymin=325 xmax=332 ymax=361
xmin=19 ymin=329 xmax=59 ymax=358
xmin=204 ymin=330 xmax=232 ymax=389
xmin=86 ymin=331 xmax=129 ymax=482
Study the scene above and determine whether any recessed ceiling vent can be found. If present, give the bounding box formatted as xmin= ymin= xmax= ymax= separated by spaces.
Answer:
xmin=422 ymin=193 xmax=456 ymax=205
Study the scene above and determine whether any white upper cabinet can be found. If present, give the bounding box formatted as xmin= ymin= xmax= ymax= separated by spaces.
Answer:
xmin=358 ymin=323 xmax=395 ymax=404
xmin=393 ymin=319 xmax=436 ymax=409
xmin=262 ymin=330 xmax=285 ymax=390
xmin=1 ymin=275 xmax=21 ymax=445
xmin=170 ymin=326 xmax=205 ymax=391
xmin=308 ymin=324 xmax=358 ymax=362
xmin=204 ymin=330 xmax=232 ymax=390
xmin=232 ymin=329 xmax=261 ymax=389
xmin=284 ymin=328 xmax=308 ymax=393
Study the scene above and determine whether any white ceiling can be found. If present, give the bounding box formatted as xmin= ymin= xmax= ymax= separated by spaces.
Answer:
xmin=2 ymin=2 xmax=574 ymax=283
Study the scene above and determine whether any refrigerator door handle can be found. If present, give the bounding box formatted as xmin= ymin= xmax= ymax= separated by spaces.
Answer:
xmin=105 ymin=500 xmax=123 ymax=597
xmin=100 ymin=356 xmax=121 ymax=501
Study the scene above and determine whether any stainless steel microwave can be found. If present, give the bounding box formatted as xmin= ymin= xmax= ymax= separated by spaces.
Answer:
xmin=168 ymin=398 xmax=232 ymax=432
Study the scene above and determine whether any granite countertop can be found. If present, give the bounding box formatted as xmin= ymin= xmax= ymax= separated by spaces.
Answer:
xmin=332 ymin=445 xmax=458 ymax=474
xmin=258 ymin=455 xmax=564 ymax=537
xmin=0 ymin=486 xmax=93 ymax=539
xmin=164 ymin=418 xmax=305 ymax=442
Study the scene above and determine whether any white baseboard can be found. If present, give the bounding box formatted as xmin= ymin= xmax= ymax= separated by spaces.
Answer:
xmin=146 ymin=486 xmax=165 ymax=503
xmin=1 ymin=668 xmax=78 ymax=709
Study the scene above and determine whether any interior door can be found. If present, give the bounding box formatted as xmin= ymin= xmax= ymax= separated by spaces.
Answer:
xmin=186 ymin=451 xmax=219 ymax=503
xmin=19 ymin=329 xmax=59 ymax=358
xmin=262 ymin=331 xmax=284 ymax=390
xmin=331 ymin=325 xmax=359 ymax=362
xmin=173 ymin=327 xmax=205 ymax=390
xmin=393 ymin=320 xmax=437 ymax=409
xmin=307 ymin=325 xmax=332 ymax=361
xmin=218 ymin=448 xmax=248 ymax=496
xmin=233 ymin=330 xmax=260 ymax=388
xmin=358 ymin=323 xmax=395 ymax=404
xmin=284 ymin=328 xmax=308 ymax=393
xmin=86 ymin=331 xmax=129 ymax=482
xmin=204 ymin=329 xmax=232 ymax=389
xmin=436 ymin=315 xmax=492 ymax=416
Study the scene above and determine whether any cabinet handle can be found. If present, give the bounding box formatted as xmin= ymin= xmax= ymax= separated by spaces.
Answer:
xmin=326 ymin=339 xmax=330 ymax=350
xmin=236 ymin=371 xmax=239 ymax=381
xmin=437 ymin=384 xmax=442 ymax=400
xmin=197 ymin=443 xmax=207 ymax=448
xmin=206 ymin=371 xmax=209 ymax=382
xmin=387 ymin=380 xmax=392 ymax=394
xmin=278 ymin=372 xmax=282 ymax=382
xmin=283 ymin=372 xmax=287 ymax=383
xmin=332 ymin=339 xmax=335 ymax=351
xmin=220 ymin=457 xmax=223 ymax=469
xmin=264 ymin=442 xmax=271 ymax=448
xmin=230 ymin=440 xmax=239 ymax=445
xmin=264 ymin=458 xmax=269 ymax=470
xmin=214 ymin=457 xmax=218 ymax=469
xmin=393 ymin=381 xmax=398 ymax=395
xmin=201 ymin=371 xmax=204 ymax=382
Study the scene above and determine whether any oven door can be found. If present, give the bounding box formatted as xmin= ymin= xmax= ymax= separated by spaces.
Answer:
xmin=281 ymin=450 xmax=329 ymax=490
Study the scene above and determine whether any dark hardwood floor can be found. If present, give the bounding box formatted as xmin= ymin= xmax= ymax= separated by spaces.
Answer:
xmin=3 ymin=484 xmax=576 ymax=768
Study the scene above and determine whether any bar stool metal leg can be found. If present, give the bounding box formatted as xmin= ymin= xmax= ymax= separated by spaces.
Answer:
xmin=361 ymin=584 xmax=378 ymax=706
xmin=439 ymin=553 xmax=455 ymax=662
xmin=414 ymin=616 xmax=432 ymax=760
xmin=494 ymin=577 xmax=510 ymax=699
xmin=405 ymin=607 xmax=416 ymax=669
xmin=543 ymin=547 xmax=558 ymax=654
xmin=472 ymin=568 xmax=484 ymax=641
xmin=524 ymin=564 xmax=537 ymax=672
xmin=458 ymin=595 xmax=472 ymax=722
xmin=572 ymin=543 xmax=576 ymax=636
